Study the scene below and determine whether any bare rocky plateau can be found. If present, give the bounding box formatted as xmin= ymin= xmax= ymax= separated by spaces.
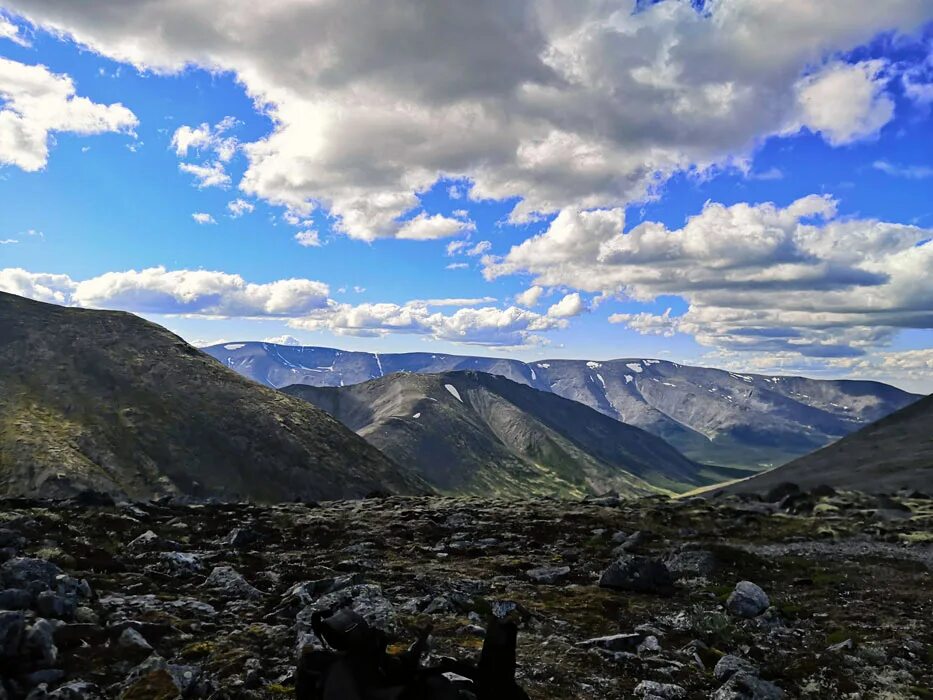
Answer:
xmin=1 ymin=487 xmax=931 ymax=699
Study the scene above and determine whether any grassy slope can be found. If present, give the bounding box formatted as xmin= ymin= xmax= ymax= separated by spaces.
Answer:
xmin=0 ymin=292 xmax=427 ymax=501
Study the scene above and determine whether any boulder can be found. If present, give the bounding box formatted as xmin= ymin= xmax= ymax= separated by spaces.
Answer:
xmin=1 ymin=558 xmax=63 ymax=596
xmin=714 ymin=654 xmax=758 ymax=682
xmin=599 ymin=555 xmax=675 ymax=596
xmin=203 ymin=566 xmax=263 ymax=599
xmin=0 ymin=610 xmax=25 ymax=659
xmin=726 ymin=581 xmax=770 ymax=618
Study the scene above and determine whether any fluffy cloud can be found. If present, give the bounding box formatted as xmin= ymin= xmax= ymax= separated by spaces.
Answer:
xmin=515 ymin=285 xmax=544 ymax=307
xmin=171 ymin=118 xmax=237 ymax=161
xmin=179 ymin=161 xmax=231 ymax=189
xmin=792 ymin=61 xmax=895 ymax=145
xmin=487 ymin=195 xmax=933 ymax=358
xmin=396 ymin=213 xmax=475 ymax=241
xmin=0 ymin=56 xmax=137 ymax=171
xmin=191 ymin=212 xmax=216 ymax=225
xmin=4 ymin=1 xmax=928 ymax=235
xmin=1 ymin=266 xmax=330 ymax=317
xmin=547 ymin=292 xmax=587 ymax=318
xmin=0 ymin=15 xmax=29 ymax=46
xmin=227 ymin=198 xmax=255 ymax=217
xmin=294 ymin=230 xmax=321 ymax=247
xmin=2 ymin=267 xmax=568 ymax=346
xmin=0 ymin=267 xmax=75 ymax=303
xmin=292 ymin=301 xmax=566 ymax=346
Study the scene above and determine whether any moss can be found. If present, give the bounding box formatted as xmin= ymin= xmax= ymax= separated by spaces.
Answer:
xmin=826 ymin=629 xmax=859 ymax=646
xmin=180 ymin=641 xmax=215 ymax=659
xmin=265 ymin=683 xmax=293 ymax=695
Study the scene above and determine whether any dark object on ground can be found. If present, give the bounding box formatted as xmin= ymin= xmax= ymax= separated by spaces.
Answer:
xmin=296 ymin=607 xmax=529 ymax=699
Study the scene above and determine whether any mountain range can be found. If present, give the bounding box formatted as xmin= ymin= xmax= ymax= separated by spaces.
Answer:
xmin=0 ymin=292 xmax=425 ymax=502
xmin=205 ymin=342 xmax=920 ymax=469
xmin=283 ymin=370 xmax=739 ymax=497
xmin=720 ymin=393 xmax=933 ymax=495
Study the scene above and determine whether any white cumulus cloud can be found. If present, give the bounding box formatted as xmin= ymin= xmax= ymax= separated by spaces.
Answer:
xmin=3 ymin=1 xmax=928 ymax=234
xmin=0 ymin=56 xmax=137 ymax=171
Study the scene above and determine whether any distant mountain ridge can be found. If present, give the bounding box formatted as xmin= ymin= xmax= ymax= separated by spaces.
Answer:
xmin=719 ymin=393 xmax=933 ymax=495
xmin=283 ymin=370 xmax=729 ymax=498
xmin=0 ymin=292 xmax=426 ymax=502
xmin=205 ymin=342 xmax=920 ymax=468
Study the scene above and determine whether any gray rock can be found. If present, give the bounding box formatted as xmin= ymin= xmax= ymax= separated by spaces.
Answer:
xmin=23 ymin=619 xmax=60 ymax=665
xmin=24 ymin=669 xmax=66 ymax=689
xmin=634 ymin=680 xmax=687 ymax=699
xmin=223 ymin=527 xmax=264 ymax=548
xmin=157 ymin=551 xmax=203 ymax=575
xmin=712 ymin=671 xmax=784 ymax=699
xmin=577 ymin=633 xmax=644 ymax=652
xmin=525 ymin=565 xmax=570 ymax=584
xmin=121 ymin=655 xmax=202 ymax=697
xmin=117 ymin=627 xmax=153 ymax=654
xmin=0 ymin=588 xmax=33 ymax=610
xmin=284 ymin=573 xmax=364 ymax=605
xmin=714 ymin=654 xmax=759 ymax=682
xmin=726 ymin=581 xmax=770 ymax=618
xmin=0 ymin=610 xmax=25 ymax=658
xmin=36 ymin=591 xmax=76 ymax=620
xmin=1 ymin=558 xmax=63 ymax=595
xmin=126 ymin=530 xmax=179 ymax=552
xmin=612 ymin=530 xmax=647 ymax=555
xmin=203 ymin=566 xmax=262 ymax=599
xmin=665 ymin=548 xmax=718 ymax=579
xmin=0 ymin=530 xmax=25 ymax=550
xmin=599 ymin=555 xmax=674 ymax=596
xmin=47 ymin=682 xmax=103 ymax=699
xmin=827 ymin=638 xmax=854 ymax=652
xmin=637 ymin=635 xmax=661 ymax=655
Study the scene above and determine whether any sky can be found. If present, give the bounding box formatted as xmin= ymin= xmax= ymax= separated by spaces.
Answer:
xmin=0 ymin=1 xmax=931 ymax=393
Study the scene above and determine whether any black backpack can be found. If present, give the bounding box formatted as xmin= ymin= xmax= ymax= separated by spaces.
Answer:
xmin=295 ymin=607 xmax=530 ymax=700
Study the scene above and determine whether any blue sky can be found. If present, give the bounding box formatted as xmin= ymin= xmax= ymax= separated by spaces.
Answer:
xmin=1 ymin=2 xmax=931 ymax=392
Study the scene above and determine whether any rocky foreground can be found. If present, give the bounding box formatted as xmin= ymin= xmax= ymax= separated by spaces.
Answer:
xmin=1 ymin=487 xmax=931 ymax=699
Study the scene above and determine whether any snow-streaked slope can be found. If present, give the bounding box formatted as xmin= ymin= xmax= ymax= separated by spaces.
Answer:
xmin=205 ymin=342 xmax=921 ymax=468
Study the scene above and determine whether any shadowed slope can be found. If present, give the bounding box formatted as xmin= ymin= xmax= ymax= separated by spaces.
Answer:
xmin=0 ymin=292 xmax=427 ymax=502
xmin=718 ymin=394 xmax=933 ymax=495
xmin=284 ymin=370 xmax=713 ymax=498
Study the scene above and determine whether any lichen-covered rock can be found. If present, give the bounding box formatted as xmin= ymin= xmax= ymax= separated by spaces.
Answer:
xmin=634 ymin=680 xmax=687 ymax=699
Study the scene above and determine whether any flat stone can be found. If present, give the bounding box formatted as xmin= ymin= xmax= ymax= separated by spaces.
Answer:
xmin=712 ymin=671 xmax=784 ymax=700
xmin=525 ymin=566 xmax=570 ymax=584
xmin=577 ymin=633 xmax=644 ymax=652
